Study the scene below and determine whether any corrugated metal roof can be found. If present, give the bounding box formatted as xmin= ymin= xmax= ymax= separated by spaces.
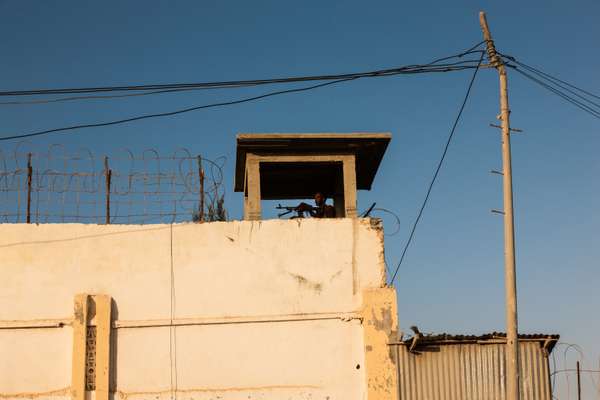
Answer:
xmin=396 ymin=331 xmax=560 ymax=354
xmin=401 ymin=332 xmax=560 ymax=342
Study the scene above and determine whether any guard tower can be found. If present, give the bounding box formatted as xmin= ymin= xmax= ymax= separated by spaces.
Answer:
xmin=235 ymin=133 xmax=391 ymax=220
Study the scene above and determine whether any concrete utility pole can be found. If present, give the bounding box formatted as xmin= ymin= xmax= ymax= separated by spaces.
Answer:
xmin=479 ymin=11 xmax=520 ymax=400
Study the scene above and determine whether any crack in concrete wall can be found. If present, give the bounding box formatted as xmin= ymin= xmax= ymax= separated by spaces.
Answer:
xmin=0 ymin=387 xmax=70 ymax=399
xmin=115 ymin=384 xmax=322 ymax=399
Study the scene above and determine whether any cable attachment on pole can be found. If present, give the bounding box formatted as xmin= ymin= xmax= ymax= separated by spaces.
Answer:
xmin=479 ymin=13 xmax=503 ymax=68
xmin=490 ymin=123 xmax=523 ymax=133
xmin=483 ymin=39 xmax=500 ymax=67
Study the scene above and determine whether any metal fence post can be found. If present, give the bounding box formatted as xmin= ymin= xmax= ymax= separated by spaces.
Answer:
xmin=0 ymin=147 xmax=225 ymax=224
xmin=197 ymin=155 xmax=205 ymax=223
xmin=577 ymin=361 xmax=581 ymax=400
xmin=26 ymin=153 xmax=32 ymax=224
xmin=104 ymin=157 xmax=111 ymax=224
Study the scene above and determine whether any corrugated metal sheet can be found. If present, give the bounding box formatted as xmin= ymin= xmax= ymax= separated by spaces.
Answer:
xmin=394 ymin=341 xmax=552 ymax=400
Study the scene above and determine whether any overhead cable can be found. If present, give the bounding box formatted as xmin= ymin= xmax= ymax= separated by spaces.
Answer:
xmin=0 ymin=47 xmax=484 ymax=98
xmin=507 ymin=65 xmax=600 ymax=120
xmin=0 ymin=47 xmax=486 ymax=141
xmin=0 ymin=87 xmax=219 ymax=105
xmin=499 ymin=53 xmax=600 ymax=120
xmin=389 ymin=51 xmax=485 ymax=284
xmin=0 ymin=61 xmax=479 ymax=106
xmin=500 ymin=53 xmax=600 ymax=101
xmin=0 ymin=78 xmax=356 ymax=141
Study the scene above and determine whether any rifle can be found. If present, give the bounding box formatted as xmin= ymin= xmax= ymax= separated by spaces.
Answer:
xmin=275 ymin=203 xmax=315 ymax=218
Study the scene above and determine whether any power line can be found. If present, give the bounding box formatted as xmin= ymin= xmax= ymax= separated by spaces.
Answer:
xmin=500 ymin=53 xmax=600 ymax=101
xmin=0 ymin=60 xmax=481 ymax=106
xmin=389 ymin=51 xmax=484 ymax=284
xmin=0 ymin=87 xmax=226 ymax=105
xmin=511 ymin=61 xmax=600 ymax=109
xmin=0 ymin=51 xmax=486 ymax=142
xmin=0 ymin=54 xmax=483 ymax=98
xmin=499 ymin=54 xmax=600 ymax=120
xmin=507 ymin=65 xmax=600 ymax=120
xmin=0 ymin=78 xmax=355 ymax=142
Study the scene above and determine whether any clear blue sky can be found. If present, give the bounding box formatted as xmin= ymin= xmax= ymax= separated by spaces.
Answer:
xmin=1 ymin=1 xmax=598 ymax=397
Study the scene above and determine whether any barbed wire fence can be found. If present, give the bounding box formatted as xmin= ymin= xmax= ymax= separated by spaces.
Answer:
xmin=0 ymin=142 xmax=226 ymax=224
xmin=550 ymin=342 xmax=600 ymax=400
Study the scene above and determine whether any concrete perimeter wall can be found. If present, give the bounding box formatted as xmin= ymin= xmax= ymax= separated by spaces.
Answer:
xmin=0 ymin=218 xmax=398 ymax=400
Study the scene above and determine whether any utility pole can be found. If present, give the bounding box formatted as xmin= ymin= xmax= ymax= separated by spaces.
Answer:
xmin=479 ymin=11 xmax=520 ymax=400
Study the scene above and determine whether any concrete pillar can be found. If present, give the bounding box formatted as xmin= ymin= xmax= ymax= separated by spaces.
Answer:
xmin=94 ymin=295 xmax=112 ymax=400
xmin=243 ymin=170 xmax=250 ymax=219
xmin=71 ymin=295 xmax=89 ymax=400
xmin=244 ymin=155 xmax=261 ymax=220
xmin=71 ymin=294 xmax=112 ymax=400
xmin=362 ymin=288 xmax=399 ymax=400
xmin=342 ymin=156 xmax=357 ymax=218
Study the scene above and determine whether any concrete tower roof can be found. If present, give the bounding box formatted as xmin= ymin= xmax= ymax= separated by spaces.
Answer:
xmin=234 ymin=133 xmax=391 ymax=198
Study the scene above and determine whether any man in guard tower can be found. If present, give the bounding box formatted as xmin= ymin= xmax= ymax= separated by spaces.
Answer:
xmin=297 ymin=192 xmax=336 ymax=218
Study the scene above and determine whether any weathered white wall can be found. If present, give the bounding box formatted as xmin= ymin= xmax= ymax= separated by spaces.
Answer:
xmin=0 ymin=218 xmax=389 ymax=399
